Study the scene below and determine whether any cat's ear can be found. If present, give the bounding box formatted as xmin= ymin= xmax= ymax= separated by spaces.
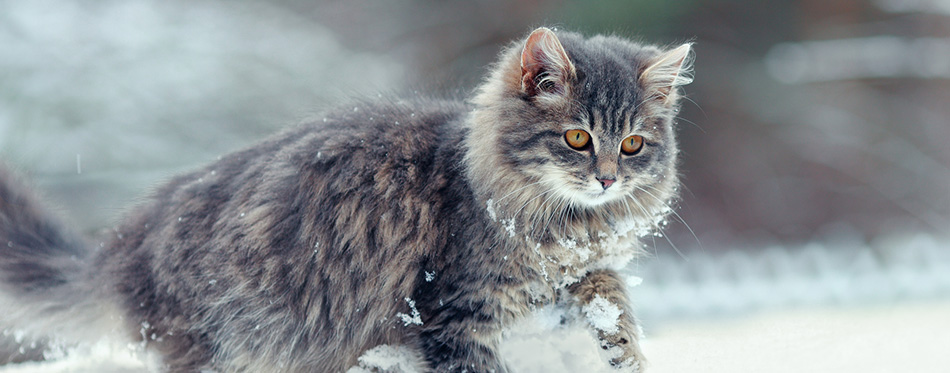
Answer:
xmin=640 ymin=43 xmax=694 ymax=106
xmin=520 ymin=27 xmax=576 ymax=99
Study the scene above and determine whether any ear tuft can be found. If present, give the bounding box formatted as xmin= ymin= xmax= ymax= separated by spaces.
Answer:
xmin=640 ymin=43 xmax=694 ymax=105
xmin=520 ymin=27 xmax=576 ymax=98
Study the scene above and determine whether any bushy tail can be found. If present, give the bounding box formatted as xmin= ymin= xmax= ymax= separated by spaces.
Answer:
xmin=0 ymin=166 xmax=119 ymax=361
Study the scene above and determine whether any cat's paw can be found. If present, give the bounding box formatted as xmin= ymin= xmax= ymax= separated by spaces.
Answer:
xmin=581 ymin=293 xmax=646 ymax=371
xmin=597 ymin=324 xmax=646 ymax=372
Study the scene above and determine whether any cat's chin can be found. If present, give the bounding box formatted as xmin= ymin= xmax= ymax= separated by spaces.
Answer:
xmin=576 ymin=191 xmax=622 ymax=208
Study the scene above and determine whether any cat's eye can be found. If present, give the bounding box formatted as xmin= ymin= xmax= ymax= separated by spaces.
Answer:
xmin=620 ymin=135 xmax=644 ymax=155
xmin=564 ymin=129 xmax=591 ymax=150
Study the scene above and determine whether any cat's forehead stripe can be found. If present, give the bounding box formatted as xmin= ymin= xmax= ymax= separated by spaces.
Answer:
xmin=576 ymin=82 xmax=640 ymax=135
xmin=560 ymin=34 xmax=652 ymax=136
xmin=587 ymin=103 xmax=636 ymax=135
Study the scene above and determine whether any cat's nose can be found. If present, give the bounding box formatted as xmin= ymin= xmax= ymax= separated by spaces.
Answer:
xmin=596 ymin=177 xmax=616 ymax=190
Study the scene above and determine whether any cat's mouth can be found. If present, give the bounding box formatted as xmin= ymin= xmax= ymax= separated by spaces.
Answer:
xmin=540 ymin=170 xmax=625 ymax=208
xmin=578 ymin=187 xmax=621 ymax=207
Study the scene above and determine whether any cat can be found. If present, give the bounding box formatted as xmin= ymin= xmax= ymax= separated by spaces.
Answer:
xmin=0 ymin=27 xmax=692 ymax=372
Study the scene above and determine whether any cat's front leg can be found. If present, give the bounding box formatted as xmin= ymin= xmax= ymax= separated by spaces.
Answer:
xmin=568 ymin=269 xmax=645 ymax=372
xmin=419 ymin=311 xmax=510 ymax=373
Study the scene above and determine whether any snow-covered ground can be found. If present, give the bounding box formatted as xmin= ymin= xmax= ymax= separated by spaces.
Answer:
xmin=644 ymin=300 xmax=950 ymax=373
xmin=2 ymin=232 xmax=947 ymax=372
xmin=2 ymin=300 xmax=949 ymax=372
xmin=631 ymin=232 xmax=950 ymax=323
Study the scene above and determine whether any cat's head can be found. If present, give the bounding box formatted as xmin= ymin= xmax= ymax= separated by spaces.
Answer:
xmin=466 ymin=27 xmax=693 ymax=227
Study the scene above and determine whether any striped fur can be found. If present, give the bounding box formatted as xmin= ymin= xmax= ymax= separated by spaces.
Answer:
xmin=0 ymin=28 xmax=693 ymax=372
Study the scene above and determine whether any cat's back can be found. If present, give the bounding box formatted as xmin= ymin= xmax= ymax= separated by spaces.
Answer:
xmin=98 ymin=97 xmax=474 ymax=371
xmin=107 ymin=96 xmax=473 ymax=284
xmin=314 ymin=97 xmax=471 ymax=192
xmin=112 ymin=97 xmax=470 ymax=243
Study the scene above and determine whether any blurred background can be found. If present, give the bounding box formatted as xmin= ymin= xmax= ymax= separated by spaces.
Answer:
xmin=1 ymin=0 xmax=949 ymax=364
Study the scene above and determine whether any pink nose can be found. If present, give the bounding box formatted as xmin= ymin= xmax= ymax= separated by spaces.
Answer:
xmin=596 ymin=177 xmax=615 ymax=190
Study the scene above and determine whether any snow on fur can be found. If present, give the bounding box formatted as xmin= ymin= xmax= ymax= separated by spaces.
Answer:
xmin=395 ymin=298 xmax=423 ymax=326
xmin=583 ymin=294 xmax=623 ymax=335
xmin=346 ymin=345 xmax=424 ymax=373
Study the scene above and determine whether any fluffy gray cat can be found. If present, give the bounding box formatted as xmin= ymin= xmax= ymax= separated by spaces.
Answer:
xmin=0 ymin=27 xmax=693 ymax=372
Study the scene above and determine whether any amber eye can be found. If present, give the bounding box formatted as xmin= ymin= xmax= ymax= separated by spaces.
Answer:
xmin=621 ymin=135 xmax=644 ymax=155
xmin=564 ymin=129 xmax=591 ymax=150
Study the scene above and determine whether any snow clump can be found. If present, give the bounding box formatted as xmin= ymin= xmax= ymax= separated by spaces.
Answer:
xmin=346 ymin=345 xmax=423 ymax=373
xmin=396 ymin=298 xmax=423 ymax=326
xmin=582 ymin=294 xmax=623 ymax=335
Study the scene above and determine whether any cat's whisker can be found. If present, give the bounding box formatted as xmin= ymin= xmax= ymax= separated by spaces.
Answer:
xmin=516 ymin=186 xmax=557 ymax=220
xmin=678 ymin=94 xmax=708 ymax=121
xmin=638 ymin=184 xmax=703 ymax=252
xmin=618 ymin=197 xmax=659 ymax=258
xmin=673 ymin=115 xmax=705 ymax=133
xmin=549 ymin=200 xmax=563 ymax=238
xmin=629 ymin=187 xmax=672 ymax=251
xmin=632 ymin=94 xmax=658 ymax=113
xmin=512 ymin=185 xmax=567 ymax=240
xmin=494 ymin=180 xmax=547 ymax=205
xmin=630 ymin=187 xmax=689 ymax=260
xmin=566 ymin=191 xmax=579 ymax=237
xmin=529 ymin=193 xmax=556 ymax=238
xmin=537 ymin=189 xmax=571 ymax=239
xmin=493 ymin=181 xmax=550 ymax=224
xmin=636 ymin=113 xmax=679 ymax=123
xmin=524 ymin=188 xmax=560 ymax=239
xmin=538 ymin=192 xmax=566 ymax=239
xmin=520 ymin=187 xmax=557 ymax=213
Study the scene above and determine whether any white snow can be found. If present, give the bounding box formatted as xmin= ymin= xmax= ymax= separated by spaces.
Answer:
xmin=627 ymin=276 xmax=643 ymax=288
xmin=4 ymin=301 xmax=950 ymax=372
xmin=582 ymin=294 xmax=624 ymax=335
xmin=501 ymin=218 xmax=516 ymax=238
xmin=395 ymin=298 xmax=423 ymax=326
xmin=345 ymin=345 xmax=423 ymax=373
xmin=0 ymin=339 xmax=150 ymax=373
xmin=501 ymin=306 xmax=615 ymax=373
xmin=645 ymin=301 xmax=950 ymax=373
xmin=558 ymin=237 xmax=592 ymax=263
xmin=486 ymin=199 xmax=498 ymax=222
xmin=2 ymin=235 xmax=947 ymax=372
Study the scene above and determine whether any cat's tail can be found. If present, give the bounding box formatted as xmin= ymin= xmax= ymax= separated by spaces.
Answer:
xmin=0 ymin=166 xmax=122 ymax=360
